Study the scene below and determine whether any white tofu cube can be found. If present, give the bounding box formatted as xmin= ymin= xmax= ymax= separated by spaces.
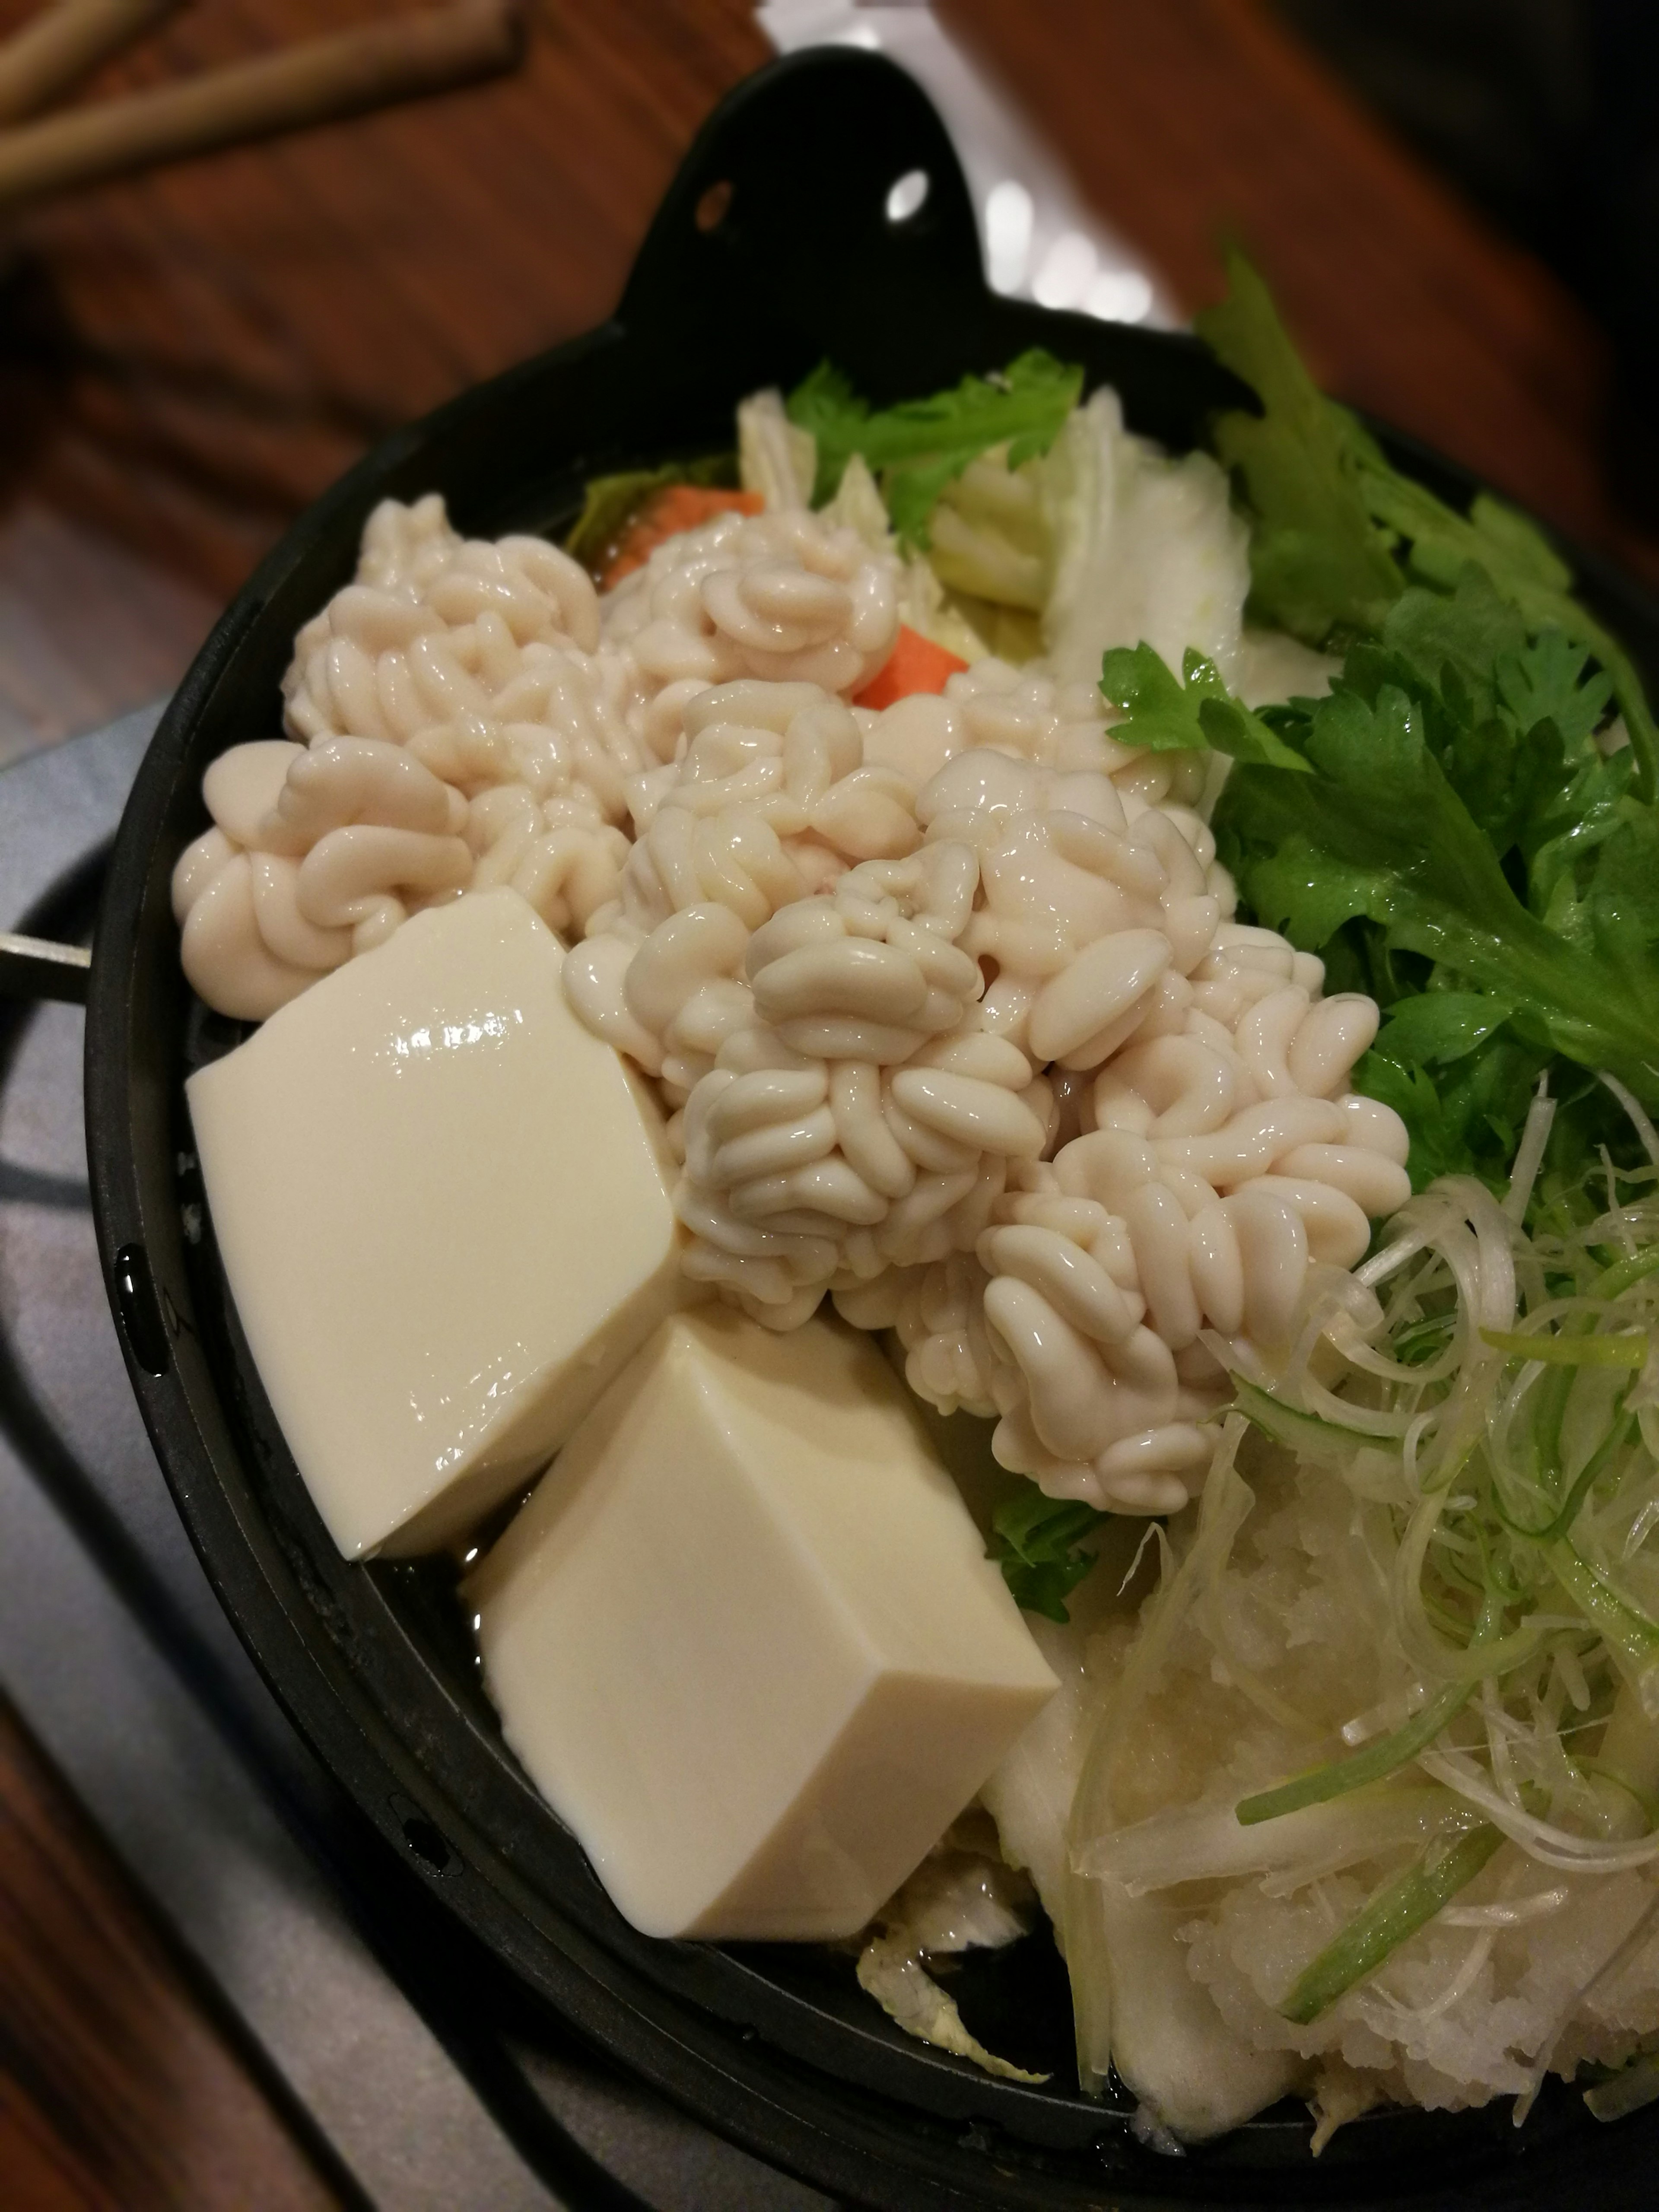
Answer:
xmin=469 ymin=1308 xmax=1057 ymax=1940
xmin=188 ymin=890 xmax=685 ymax=1559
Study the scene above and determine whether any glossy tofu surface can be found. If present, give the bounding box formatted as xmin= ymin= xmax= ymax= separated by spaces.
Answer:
xmin=471 ymin=1308 xmax=1057 ymax=1939
xmin=188 ymin=890 xmax=684 ymax=1559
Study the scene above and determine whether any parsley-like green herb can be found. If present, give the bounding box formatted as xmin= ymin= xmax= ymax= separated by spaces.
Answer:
xmin=1199 ymin=248 xmax=1657 ymax=803
xmin=785 ymin=351 xmax=1082 ymax=547
xmin=1214 ymin=604 xmax=1659 ymax=1179
xmin=1196 ymin=252 xmax=1404 ymax=647
xmin=1114 ymin=254 xmax=1659 ymax=1196
xmin=990 ymin=1481 xmax=1107 ymax=1623
xmin=1101 ymin=642 xmax=1311 ymax=772
xmin=1103 ymin=601 xmax=1659 ymax=1188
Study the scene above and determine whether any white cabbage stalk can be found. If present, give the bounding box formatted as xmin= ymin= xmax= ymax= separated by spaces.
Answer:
xmin=855 ymin=1938 xmax=1047 ymax=2084
xmin=1234 ymin=626 xmax=1341 ymax=707
xmin=1080 ymin=1787 xmax=1462 ymax=1894
xmin=852 ymin=1818 xmax=1044 ymax=2082
xmin=927 ymin=448 xmax=1051 ymax=610
xmin=1039 ymin=388 xmax=1252 ymax=692
xmin=737 ymin=388 xmax=817 ymax=511
xmin=820 ymin=450 xmax=989 ymax=663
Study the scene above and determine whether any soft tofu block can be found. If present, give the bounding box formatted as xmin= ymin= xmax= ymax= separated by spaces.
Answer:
xmin=188 ymin=889 xmax=683 ymax=1560
xmin=469 ymin=1308 xmax=1058 ymax=1941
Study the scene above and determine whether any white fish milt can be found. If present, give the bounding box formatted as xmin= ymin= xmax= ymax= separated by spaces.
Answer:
xmin=569 ymin=675 xmax=1410 ymax=1516
xmin=172 ymin=396 xmax=1408 ymax=1530
xmin=171 ymin=492 xmax=902 ymax=1020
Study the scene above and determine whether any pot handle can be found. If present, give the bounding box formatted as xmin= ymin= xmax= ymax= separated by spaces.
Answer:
xmin=0 ymin=929 xmax=91 ymax=1003
xmin=615 ymin=45 xmax=1000 ymax=400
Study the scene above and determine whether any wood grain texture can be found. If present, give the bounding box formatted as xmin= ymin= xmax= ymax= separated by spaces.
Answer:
xmin=3 ymin=0 xmax=767 ymax=594
xmin=940 ymin=0 xmax=1659 ymax=586
xmin=0 ymin=0 xmax=524 ymax=216
xmin=0 ymin=1693 xmax=341 ymax=2210
xmin=0 ymin=0 xmax=767 ymax=750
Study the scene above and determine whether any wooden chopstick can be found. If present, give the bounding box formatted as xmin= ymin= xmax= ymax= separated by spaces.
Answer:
xmin=0 ymin=0 xmax=180 ymax=128
xmin=0 ymin=0 xmax=523 ymax=218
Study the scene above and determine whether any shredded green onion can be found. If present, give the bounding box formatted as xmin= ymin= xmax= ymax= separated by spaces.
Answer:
xmin=1236 ymin=1684 xmax=1472 ymax=1827
xmin=1478 ymin=1328 xmax=1649 ymax=1367
xmin=1545 ymin=1545 xmax=1659 ymax=1716
xmin=1076 ymin=1101 xmax=1659 ymax=2088
xmin=1502 ymin=1405 xmax=1635 ymax=1546
xmin=1592 ymin=1249 xmax=1659 ymax=1302
xmin=1233 ymin=1379 xmax=1394 ymax=1459
xmin=1280 ymin=1823 xmax=1504 ymax=2024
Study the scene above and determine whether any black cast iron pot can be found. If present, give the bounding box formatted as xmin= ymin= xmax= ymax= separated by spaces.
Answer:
xmin=83 ymin=45 xmax=1659 ymax=2212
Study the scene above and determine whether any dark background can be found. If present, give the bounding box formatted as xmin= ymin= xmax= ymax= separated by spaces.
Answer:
xmin=1278 ymin=0 xmax=1659 ymax=518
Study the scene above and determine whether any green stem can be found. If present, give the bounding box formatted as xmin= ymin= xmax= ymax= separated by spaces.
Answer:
xmin=1479 ymin=1328 xmax=1649 ymax=1368
xmin=1546 ymin=1543 xmax=1659 ymax=1716
xmin=1233 ymin=1379 xmax=1397 ymax=1460
xmin=1239 ymin=1592 xmax=1506 ymax=1827
xmin=1501 ymin=1404 xmax=1634 ymax=1546
xmin=1237 ymin=1683 xmax=1472 ymax=1827
xmin=1280 ymin=1823 xmax=1504 ymax=2024
xmin=1533 ymin=1316 xmax=1592 ymax=1478
xmin=1573 ymin=624 xmax=1659 ymax=810
xmin=1592 ymin=1248 xmax=1659 ymax=1302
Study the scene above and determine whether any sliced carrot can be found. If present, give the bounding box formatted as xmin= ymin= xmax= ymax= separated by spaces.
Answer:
xmin=853 ymin=625 xmax=970 ymax=710
xmin=601 ymin=484 xmax=763 ymax=588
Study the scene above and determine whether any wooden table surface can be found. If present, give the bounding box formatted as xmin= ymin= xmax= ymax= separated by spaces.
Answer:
xmin=1 ymin=2 xmax=1651 ymax=2202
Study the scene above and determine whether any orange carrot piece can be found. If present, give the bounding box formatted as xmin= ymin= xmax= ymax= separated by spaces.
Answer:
xmin=601 ymin=484 xmax=763 ymax=588
xmin=853 ymin=625 xmax=969 ymax=710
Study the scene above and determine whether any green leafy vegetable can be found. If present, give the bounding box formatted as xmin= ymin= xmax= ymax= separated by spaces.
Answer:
xmin=1223 ymin=690 xmax=1659 ymax=1078
xmin=1092 ymin=623 xmax=1659 ymax=1180
xmin=1100 ymin=643 xmax=1311 ymax=771
xmin=1280 ymin=1822 xmax=1504 ymax=2024
xmin=1367 ymin=992 xmax=1518 ymax=1070
xmin=1092 ymin=252 xmax=1659 ymax=1195
xmin=786 ymin=351 xmax=1082 ymax=547
xmin=1356 ymin=1030 xmax=1557 ymax=1195
xmin=1086 ymin=570 xmax=1659 ymax=1181
xmin=563 ymin=455 xmax=734 ymax=575
xmin=1360 ymin=467 xmax=1656 ymax=805
xmin=1097 ymin=622 xmax=1659 ymax=1192
xmin=1199 ymin=248 xmax=1657 ymax=803
xmin=1220 ymin=653 xmax=1659 ymax=1156
xmin=1196 ymin=251 xmax=1404 ymax=647
xmin=990 ymin=1481 xmax=1106 ymax=1623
